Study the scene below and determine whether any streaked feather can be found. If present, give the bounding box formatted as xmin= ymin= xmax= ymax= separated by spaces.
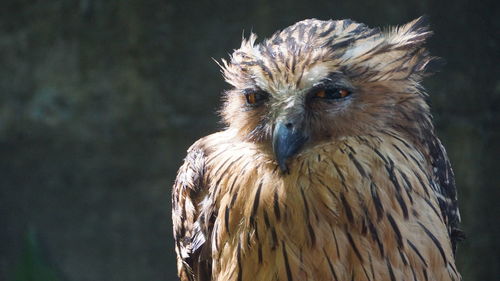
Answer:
xmin=172 ymin=17 xmax=461 ymax=281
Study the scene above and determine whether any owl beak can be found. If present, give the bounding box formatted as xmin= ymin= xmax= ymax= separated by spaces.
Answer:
xmin=273 ymin=121 xmax=308 ymax=173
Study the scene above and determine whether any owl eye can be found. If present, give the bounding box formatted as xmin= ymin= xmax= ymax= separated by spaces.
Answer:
xmin=244 ymin=91 xmax=268 ymax=106
xmin=313 ymin=88 xmax=351 ymax=100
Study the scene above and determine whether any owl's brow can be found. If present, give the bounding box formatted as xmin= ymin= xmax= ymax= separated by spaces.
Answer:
xmin=312 ymin=72 xmax=353 ymax=90
xmin=241 ymin=87 xmax=265 ymax=95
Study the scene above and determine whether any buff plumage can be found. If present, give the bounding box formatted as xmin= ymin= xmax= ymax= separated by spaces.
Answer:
xmin=172 ymin=17 xmax=461 ymax=281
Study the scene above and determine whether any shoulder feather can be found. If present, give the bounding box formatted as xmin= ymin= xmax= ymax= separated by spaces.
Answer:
xmin=427 ymin=134 xmax=464 ymax=254
xmin=172 ymin=142 xmax=213 ymax=281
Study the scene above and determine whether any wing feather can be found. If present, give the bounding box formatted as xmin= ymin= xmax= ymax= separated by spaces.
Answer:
xmin=427 ymin=134 xmax=464 ymax=253
xmin=172 ymin=145 xmax=213 ymax=281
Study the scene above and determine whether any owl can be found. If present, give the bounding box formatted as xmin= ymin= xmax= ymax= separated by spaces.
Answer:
xmin=172 ymin=17 xmax=462 ymax=281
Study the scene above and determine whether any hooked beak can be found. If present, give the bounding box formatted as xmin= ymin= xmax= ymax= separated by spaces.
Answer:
xmin=272 ymin=121 xmax=308 ymax=173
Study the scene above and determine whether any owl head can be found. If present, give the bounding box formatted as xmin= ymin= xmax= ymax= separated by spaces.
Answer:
xmin=219 ymin=16 xmax=442 ymax=172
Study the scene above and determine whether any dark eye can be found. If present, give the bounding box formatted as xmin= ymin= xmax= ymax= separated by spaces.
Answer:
xmin=313 ymin=88 xmax=351 ymax=100
xmin=245 ymin=91 xmax=268 ymax=106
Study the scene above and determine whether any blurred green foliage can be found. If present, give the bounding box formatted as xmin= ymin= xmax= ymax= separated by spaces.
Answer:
xmin=11 ymin=229 xmax=60 ymax=281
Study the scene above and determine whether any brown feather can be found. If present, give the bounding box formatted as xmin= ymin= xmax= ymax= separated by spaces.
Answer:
xmin=172 ymin=17 xmax=461 ymax=281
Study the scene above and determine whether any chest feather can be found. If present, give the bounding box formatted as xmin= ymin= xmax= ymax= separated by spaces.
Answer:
xmin=203 ymin=135 xmax=458 ymax=281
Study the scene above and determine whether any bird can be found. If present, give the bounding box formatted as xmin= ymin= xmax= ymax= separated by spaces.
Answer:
xmin=172 ymin=16 xmax=462 ymax=281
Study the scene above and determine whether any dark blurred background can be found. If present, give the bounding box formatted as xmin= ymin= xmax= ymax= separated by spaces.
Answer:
xmin=0 ymin=0 xmax=498 ymax=280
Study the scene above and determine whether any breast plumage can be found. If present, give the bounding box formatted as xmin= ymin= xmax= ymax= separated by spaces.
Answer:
xmin=172 ymin=17 xmax=462 ymax=281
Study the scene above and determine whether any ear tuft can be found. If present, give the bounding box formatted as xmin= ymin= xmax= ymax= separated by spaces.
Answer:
xmin=386 ymin=16 xmax=433 ymax=48
xmin=406 ymin=15 xmax=430 ymax=35
xmin=418 ymin=57 xmax=446 ymax=75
